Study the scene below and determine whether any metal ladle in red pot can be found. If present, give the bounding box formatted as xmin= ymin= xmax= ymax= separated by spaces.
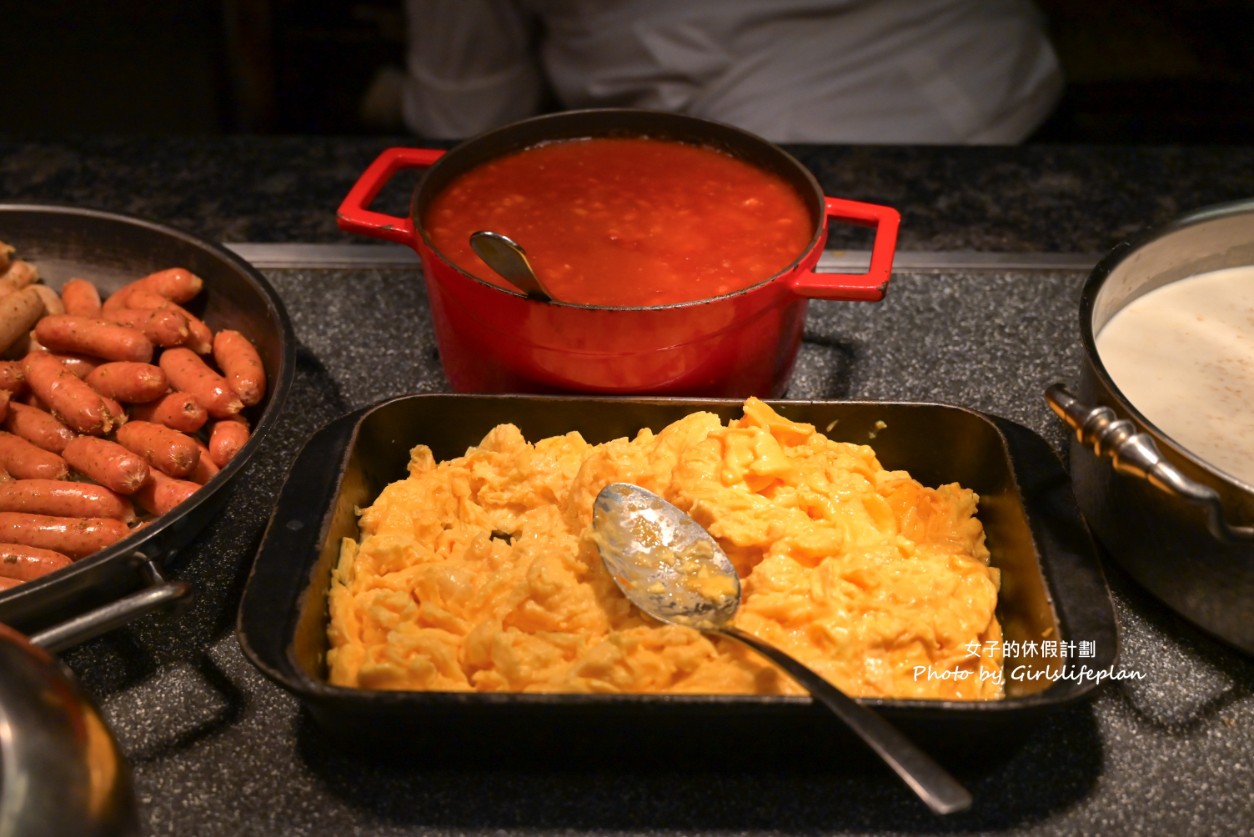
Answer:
xmin=592 ymin=482 xmax=973 ymax=815
xmin=469 ymin=231 xmax=555 ymax=302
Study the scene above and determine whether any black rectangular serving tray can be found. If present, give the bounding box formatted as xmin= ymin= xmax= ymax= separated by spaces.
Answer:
xmin=237 ymin=395 xmax=1117 ymax=768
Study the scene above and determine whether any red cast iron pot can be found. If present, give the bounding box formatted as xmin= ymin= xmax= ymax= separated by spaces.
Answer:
xmin=337 ymin=109 xmax=899 ymax=397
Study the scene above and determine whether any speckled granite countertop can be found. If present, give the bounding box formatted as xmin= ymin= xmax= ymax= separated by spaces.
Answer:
xmin=7 ymin=136 xmax=1254 ymax=253
xmin=2 ymin=137 xmax=1253 ymax=836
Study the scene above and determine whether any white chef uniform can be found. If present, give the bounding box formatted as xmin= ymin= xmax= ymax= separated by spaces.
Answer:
xmin=401 ymin=0 xmax=1063 ymax=144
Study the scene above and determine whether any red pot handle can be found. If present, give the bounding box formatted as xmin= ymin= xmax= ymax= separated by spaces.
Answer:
xmin=336 ymin=147 xmax=446 ymax=246
xmin=789 ymin=197 xmax=901 ymax=302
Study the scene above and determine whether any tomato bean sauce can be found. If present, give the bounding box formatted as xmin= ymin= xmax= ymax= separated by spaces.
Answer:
xmin=423 ymin=137 xmax=813 ymax=307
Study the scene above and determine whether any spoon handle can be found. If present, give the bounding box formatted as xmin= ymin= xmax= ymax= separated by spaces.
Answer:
xmin=716 ymin=625 xmax=972 ymax=815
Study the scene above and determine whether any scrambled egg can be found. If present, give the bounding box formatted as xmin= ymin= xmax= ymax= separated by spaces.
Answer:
xmin=327 ymin=398 xmax=1003 ymax=700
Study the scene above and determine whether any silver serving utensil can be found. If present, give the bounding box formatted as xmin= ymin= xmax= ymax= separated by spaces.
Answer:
xmin=592 ymin=482 xmax=973 ymax=815
xmin=469 ymin=230 xmax=554 ymax=301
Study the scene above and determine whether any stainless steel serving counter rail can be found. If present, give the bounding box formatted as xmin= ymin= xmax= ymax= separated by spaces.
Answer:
xmin=225 ymin=243 xmax=1102 ymax=274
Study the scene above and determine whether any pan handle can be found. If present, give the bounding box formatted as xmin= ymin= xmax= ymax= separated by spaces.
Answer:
xmin=335 ymin=147 xmax=445 ymax=247
xmin=788 ymin=197 xmax=900 ymax=302
xmin=1046 ymin=383 xmax=1254 ymax=543
xmin=27 ymin=558 xmax=191 ymax=654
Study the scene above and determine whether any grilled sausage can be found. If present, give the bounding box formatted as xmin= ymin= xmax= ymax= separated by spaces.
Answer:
xmin=187 ymin=440 xmax=220 ymax=485
xmin=0 ymin=287 xmax=46 ymax=355
xmin=0 ymin=512 xmax=130 ymax=559
xmin=34 ymin=314 xmax=155 ymax=363
xmin=62 ymin=436 xmax=149 ymax=495
xmin=4 ymin=402 xmax=77 ymax=453
xmin=99 ymin=306 xmax=190 ymax=347
xmin=22 ymin=351 xmax=119 ymax=435
xmin=85 ymin=361 xmax=168 ymax=403
xmin=212 ymin=329 xmax=266 ymax=406
xmin=0 ymin=479 xmax=134 ymax=521
xmin=208 ymin=417 xmax=250 ymax=467
xmin=128 ymin=391 xmax=207 ymax=433
xmin=0 ymin=360 xmax=25 ymax=393
xmin=133 ymin=468 xmax=201 ymax=517
xmin=60 ymin=278 xmax=103 ymax=317
xmin=159 ymin=348 xmax=242 ymax=418
xmin=0 ymin=430 xmax=69 ymax=480
xmin=114 ymin=267 xmax=203 ymax=304
xmin=0 ymin=542 xmax=73 ymax=582
xmin=103 ymin=289 xmax=212 ymax=354
xmin=115 ymin=420 xmax=199 ymax=479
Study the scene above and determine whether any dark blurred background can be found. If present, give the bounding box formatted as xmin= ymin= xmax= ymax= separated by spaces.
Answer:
xmin=5 ymin=0 xmax=1253 ymax=142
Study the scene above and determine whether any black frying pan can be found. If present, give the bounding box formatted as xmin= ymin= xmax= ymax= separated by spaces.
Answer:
xmin=0 ymin=204 xmax=295 ymax=637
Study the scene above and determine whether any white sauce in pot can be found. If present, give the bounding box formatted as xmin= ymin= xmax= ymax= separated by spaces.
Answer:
xmin=1096 ymin=265 xmax=1254 ymax=487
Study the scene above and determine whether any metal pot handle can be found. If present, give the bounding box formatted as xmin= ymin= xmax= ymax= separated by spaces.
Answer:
xmin=1045 ymin=383 xmax=1254 ymax=543
xmin=27 ymin=557 xmax=191 ymax=654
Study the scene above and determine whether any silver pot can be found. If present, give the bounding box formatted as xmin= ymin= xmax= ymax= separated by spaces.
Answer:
xmin=0 ymin=560 xmax=190 ymax=835
xmin=1047 ymin=199 xmax=1254 ymax=655
xmin=0 ymin=624 xmax=139 ymax=836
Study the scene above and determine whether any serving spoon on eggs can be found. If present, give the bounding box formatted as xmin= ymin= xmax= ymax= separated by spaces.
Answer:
xmin=592 ymin=482 xmax=973 ymax=815
xmin=469 ymin=230 xmax=555 ymax=302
